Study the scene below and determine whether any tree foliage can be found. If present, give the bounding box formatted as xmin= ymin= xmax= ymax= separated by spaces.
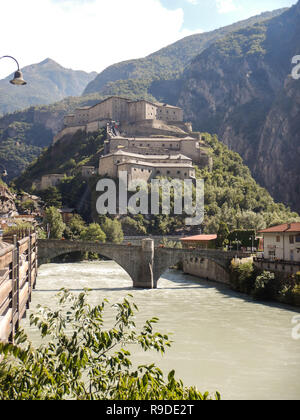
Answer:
xmin=0 ymin=290 xmax=220 ymax=400
xmin=99 ymin=217 xmax=124 ymax=244
xmin=80 ymin=223 xmax=106 ymax=243
xmin=44 ymin=206 xmax=66 ymax=239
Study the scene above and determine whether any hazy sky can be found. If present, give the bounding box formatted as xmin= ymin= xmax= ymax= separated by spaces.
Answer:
xmin=0 ymin=0 xmax=297 ymax=79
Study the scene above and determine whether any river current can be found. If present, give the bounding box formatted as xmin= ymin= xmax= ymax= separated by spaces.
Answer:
xmin=21 ymin=261 xmax=300 ymax=400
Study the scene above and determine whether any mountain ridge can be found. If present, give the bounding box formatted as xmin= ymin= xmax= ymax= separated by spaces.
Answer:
xmin=178 ymin=1 xmax=300 ymax=212
xmin=0 ymin=58 xmax=97 ymax=115
xmin=83 ymin=7 xmax=287 ymax=98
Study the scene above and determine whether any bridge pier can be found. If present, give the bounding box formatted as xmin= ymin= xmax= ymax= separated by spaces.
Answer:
xmin=134 ymin=238 xmax=155 ymax=289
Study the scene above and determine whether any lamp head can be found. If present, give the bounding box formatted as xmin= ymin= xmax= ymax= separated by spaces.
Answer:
xmin=10 ymin=70 xmax=27 ymax=85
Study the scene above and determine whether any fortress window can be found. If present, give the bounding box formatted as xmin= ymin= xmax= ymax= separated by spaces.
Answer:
xmin=177 ymin=171 xmax=181 ymax=174
xmin=167 ymin=171 xmax=170 ymax=175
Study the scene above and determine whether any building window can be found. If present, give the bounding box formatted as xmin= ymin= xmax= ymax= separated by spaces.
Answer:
xmin=276 ymin=236 xmax=281 ymax=243
xmin=289 ymin=235 xmax=294 ymax=244
xmin=296 ymin=235 xmax=300 ymax=243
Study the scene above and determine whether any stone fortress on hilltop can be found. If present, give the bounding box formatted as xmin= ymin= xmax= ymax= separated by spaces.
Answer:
xmin=38 ymin=96 xmax=212 ymax=190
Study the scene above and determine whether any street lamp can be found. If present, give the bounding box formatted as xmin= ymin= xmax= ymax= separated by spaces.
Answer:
xmin=0 ymin=55 xmax=27 ymax=85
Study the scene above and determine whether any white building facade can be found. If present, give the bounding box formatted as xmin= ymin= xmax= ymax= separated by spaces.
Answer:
xmin=259 ymin=223 xmax=300 ymax=262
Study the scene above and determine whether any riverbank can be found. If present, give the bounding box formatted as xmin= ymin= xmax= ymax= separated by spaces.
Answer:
xmin=229 ymin=260 xmax=300 ymax=308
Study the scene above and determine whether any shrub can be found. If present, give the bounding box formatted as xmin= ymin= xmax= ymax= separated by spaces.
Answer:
xmin=253 ymin=271 xmax=275 ymax=300
xmin=230 ymin=261 xmax=256 ymax=294
xmin=0 ymin=290 xmax=220 ymax=400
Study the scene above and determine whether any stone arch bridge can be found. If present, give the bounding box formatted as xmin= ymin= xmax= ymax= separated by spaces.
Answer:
xmin=38 ymin=239 xmax=249 ymax=289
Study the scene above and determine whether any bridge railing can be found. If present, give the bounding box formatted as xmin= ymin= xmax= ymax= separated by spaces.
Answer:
xmin=0 ymin=233 xmax=37 ymax=343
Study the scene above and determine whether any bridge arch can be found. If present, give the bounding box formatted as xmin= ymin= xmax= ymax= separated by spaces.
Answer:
xmin=37 ymin=239 xmax=143 ymax=287
xmin=152 ymin=247 xmax=235 ymax=288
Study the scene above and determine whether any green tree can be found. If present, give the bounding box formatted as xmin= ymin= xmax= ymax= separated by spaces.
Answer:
xmin=68 ymin=214 xmax=86 ymax=239
xmin=121 ymin=216 xmax=147 ymax=235
xmin=100 ymin=217 xmax=124 ymax=244
xmin=44 ymin=207 xmax=66 ymax=239
xmin=80 ymin=223 xmax=106 ymax=243
xmin=19 ymin=199 xmax=36 ymax=214
xmin=0 ymin=290 xmax=220 ymax=400
xmin=216 ymin=221 xmax=229 ymax=248
xmin=40 ymin=186 xmax=62 ymax=208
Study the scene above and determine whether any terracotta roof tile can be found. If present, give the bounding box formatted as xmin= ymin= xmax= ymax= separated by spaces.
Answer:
xmin=259 ymin=223 xmax=300 ymax=233
xmin=181 ymin=234 xmax=217 ymax=241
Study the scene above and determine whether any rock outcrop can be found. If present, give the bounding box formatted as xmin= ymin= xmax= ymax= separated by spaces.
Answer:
xmin=0 ymin=185 xmax=18 ymax=216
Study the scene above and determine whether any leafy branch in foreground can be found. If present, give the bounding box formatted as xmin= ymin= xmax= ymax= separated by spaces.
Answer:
xmin=0 ymin=290 xmax=220 ymax=400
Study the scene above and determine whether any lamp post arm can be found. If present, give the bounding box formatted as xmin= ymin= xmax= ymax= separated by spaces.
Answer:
xmin=0 ymin=55 xmax=20 ymax=70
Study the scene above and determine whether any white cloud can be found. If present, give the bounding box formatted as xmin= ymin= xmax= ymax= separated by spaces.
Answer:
xmin=216 ymin=0 xmax=239 ymax=14
xmin=0 ymin=0 xmax=191 ymax=79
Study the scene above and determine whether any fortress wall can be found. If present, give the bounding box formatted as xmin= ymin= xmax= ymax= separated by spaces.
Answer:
xmin=86 ymin=120 xmax=108 ymax=133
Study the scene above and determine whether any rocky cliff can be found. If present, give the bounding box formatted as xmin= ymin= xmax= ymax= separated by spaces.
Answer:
xmin=178 ymin=1 xmax=300 ymax=212
xmin=0 ymin=184 xmax=17 ymax=216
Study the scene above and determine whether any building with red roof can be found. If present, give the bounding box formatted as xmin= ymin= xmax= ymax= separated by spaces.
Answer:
xmin=181 ymin=234 xmax=217 ymax=249
xmin=258 ymin=223 xmax=300 ymax=262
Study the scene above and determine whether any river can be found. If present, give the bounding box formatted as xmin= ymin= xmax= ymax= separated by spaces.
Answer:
xmin=21 ymin=261 xmax=300 ymax=400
